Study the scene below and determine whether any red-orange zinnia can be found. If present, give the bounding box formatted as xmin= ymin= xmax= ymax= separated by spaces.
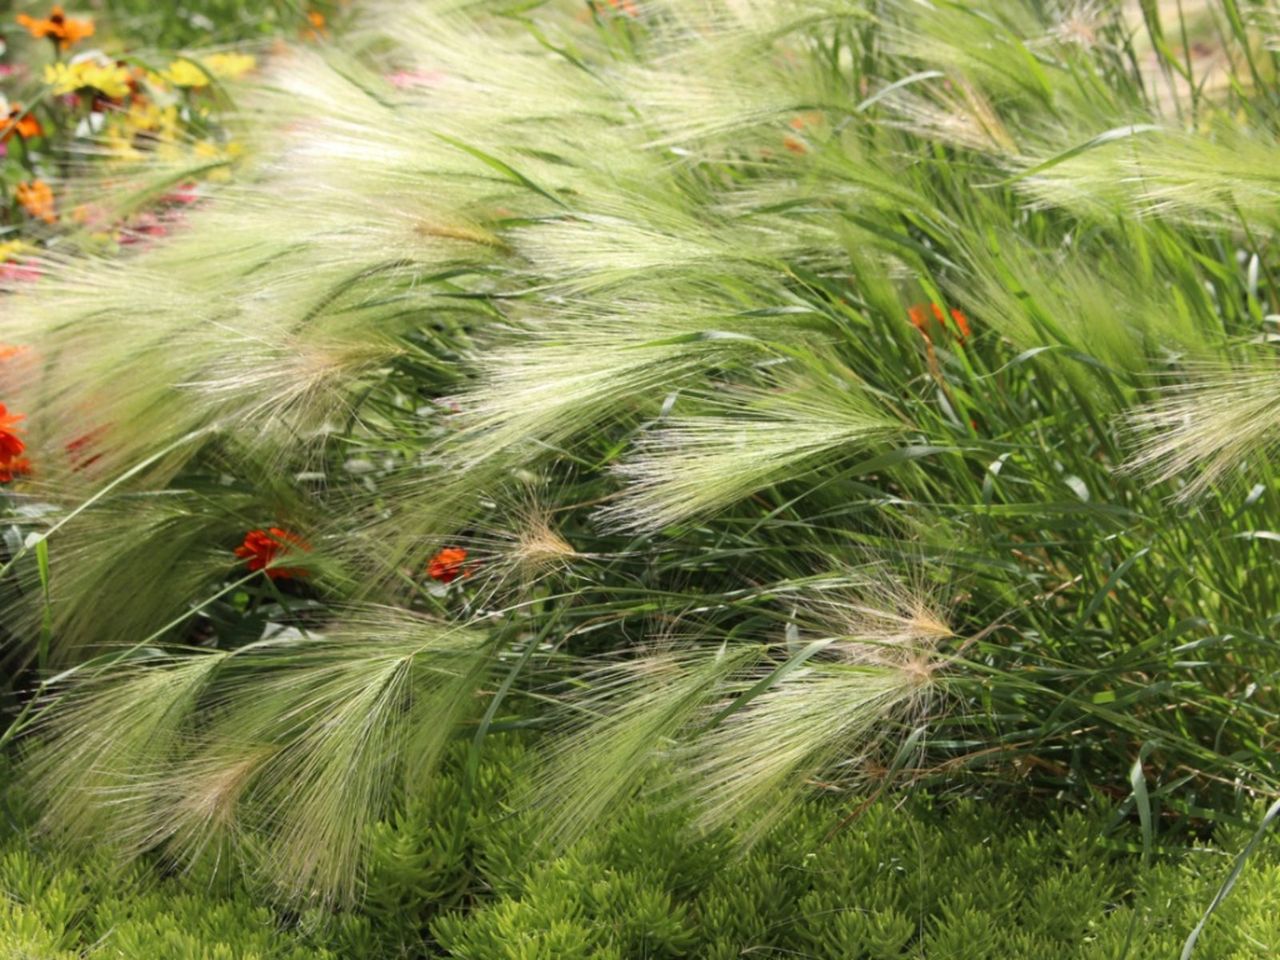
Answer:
xmin=0 ymin=457 xmax=31 ymax=483
xmin=427 ymin=546 xmax=471 ymax=584
xmin=17 ymin=6 xmax=94 ymax=49
xmin=0 ymin=404 xmax=25 ymax=458
xmin=0 ymin=404 xmax=29 ymax=483
xmin=234 ymin=527 xmax=311 ymax=580
xmin=1 ymin=105 xmax=42 ymax=143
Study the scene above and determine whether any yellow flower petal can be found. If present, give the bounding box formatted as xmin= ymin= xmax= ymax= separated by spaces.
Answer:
xmin=202 ymin=52 xmax=256 ymax=81
xmin=0 ymin=239 xmax=29 ymax=262
xmin=163 ymin=59 xmax=210 ymax=88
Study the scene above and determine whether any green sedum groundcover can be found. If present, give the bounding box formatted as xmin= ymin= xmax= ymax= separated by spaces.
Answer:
xmin=4 ymin=740 xmax=1280 ymax=959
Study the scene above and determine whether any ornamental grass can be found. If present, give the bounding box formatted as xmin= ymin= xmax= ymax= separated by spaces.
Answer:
xmin=0 ymin=0 xmax=1278 ymax=936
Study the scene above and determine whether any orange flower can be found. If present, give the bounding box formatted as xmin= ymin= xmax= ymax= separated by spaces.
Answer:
xmin=427 ymin=546 xmax=471 ymax=584
xmin=16 ymin=181 xmax=55 ymax=224
xmin=780 ymin=113 xmax=824 ymax=156
xmin=234 ymin=527 xmax=312 ymax=580
xmin=0 ymin=405 xmax=24 ymax=456
xmin=0 ymin=403 xmax=29 ymax=483
xmin=0 ymin=345 xmax=27 ymax=362
xmin=782 ymin=134 xmax=807 ymax=155
xmin=0 ymin=456 xmax=31 ymax=483
xmin=17 ymin=6 xmax=94 ymax=49
xmin=302 ymin=10 xmax=327 ymax=39
xmin=908 ymin=302 xmax=971 ymax=343
xmin=604 ymin=0 xmax=639 ymax=16
xmin=1 ymin=104 xmax=42 ymax=143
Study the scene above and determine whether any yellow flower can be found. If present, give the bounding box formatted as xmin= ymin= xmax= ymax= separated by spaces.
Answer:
xmin=44 ymin=61 xmax=81 ymax=91
xmin=194 ymin=139 xmax=244 ymax=181
xmin=100 ymin=101 xmax=181 ymax=166
xmin=43 ymin=60 xmax=132 ymax=99
xmin=202 ymin=52 xmax=256 ymax=80
xmin=163 ymin=52 xmax=257 ymax=88
xmin=125 ymin=101 xmax=179 ymax=138
xmin=162 ymin=58 xmax=210 ymax=88
xmin=0 ymin=239 xmax=29 ymax=262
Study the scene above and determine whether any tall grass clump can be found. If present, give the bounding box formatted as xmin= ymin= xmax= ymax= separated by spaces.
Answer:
xmin=1 ymin=0 xmax=1279 ymax=911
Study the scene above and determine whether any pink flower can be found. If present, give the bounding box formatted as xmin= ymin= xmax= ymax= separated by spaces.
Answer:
xmin=0 ymin=258 xmax=42 ymax=284
xmin=161 ymin=182 xmax=201 ymax=205
xmin=387 ymin=69 xmax=446 ymax=90
xmin=119 ymin=212 xmax=169 ymax=246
